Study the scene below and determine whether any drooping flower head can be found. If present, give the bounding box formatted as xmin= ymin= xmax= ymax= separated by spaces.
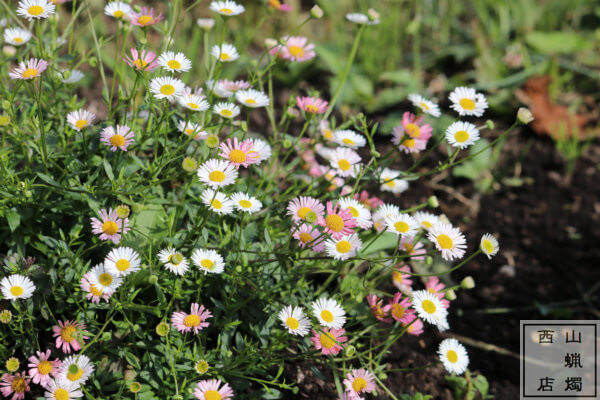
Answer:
xmin=100 ymin=125 xmax=135 ymax=152
xmin=9 ymin=58 xmax=48 ymax=80
xmin=52 ymin=319 xmax=88 ymax=353
xmin=172 ymin=303 xmax=212 ymax=334
xmin=124 ymin=48 xmax=159 ymax=71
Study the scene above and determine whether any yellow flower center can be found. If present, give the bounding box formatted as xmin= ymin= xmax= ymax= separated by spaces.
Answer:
xmin=115 ymin=259 xmax=130 ymax=271
xmin=228 ymin=149 xmax=247 ymax=163
xmin=54 ymin=388 xmax=69 ymax=400
xmin=10 ymin=286 xmax=24 ymax=296
xmin=67 ymin=365 xmax=83 ymax=381
xmin=337 ymin=159 xmax=351 ymax=171
xmin=113 ymin=10 xmax=124 ymax=18
xmin=98 ymin=273 xmax=113 ymax=286
xmin=219 ymin=7 xmax=233 ymax=14
xmin=394 ymin=221 xmax=409 ymax=233
xmin=160 ymin=84 xmax=175 ymax=95
xmin=305 ymin=104 xmax=319 ymax=113
xmin=319 ymin=332 xmax=336 ymax=349
xmin=137 ymin=15 xmax=153 ymax=26
xmin=299 ymin=232 xmax=312 ymax=243
xmin=133 ymin=59 xmax=149 ymax=69
xmin=421 ymin=299 xmax=436 ymax=314
xmin=200 ymin=259 xmax=214 ymax=270
xmin=75 ymin=119 xmax=87 ymax=129
xmin=459 ymin=98 xmax=476 ymax=110
xmin=211 ymin=199 xmax=222 ymax=209
xmin=325 ymin=214 xmax=344 ymax=232
xmin=109 ymin=134 xmax=126 ymax=147
xmin=437 ymin=234 xmax=454 ymax=249
xmin=14 ymin=37 xmax=23 ymax=44
xmin=286 ymin=317 xmax=299 ymax=330
xmin=352 ymin=377 xmax=367 ymax=392
xmin=245 ymin=98 xmax=256 ymax=105
xmin=11 ymin=377 xmax=26 ymax=393
xmin=183 ymin=314 xmax=201 ymax=327
xmin=38 ymin=360 xmax=53 ymax=375
xmin=102 ymin=220 xmax=119 ymax=235
xmin=320 ymin=310 xmax=334 ymax=323
xmin=167 ymin=60 xmax=181 ymax=69
xmin=90 ymin=284 xmax=103 ymax=297
xmin=187 ymin=102 xmax=199 ymax=109
xmin=454 ymin=130 xmax=469 ymax=143
xmin=402 ymin=138 xmax=415 ymax=148
xmin=61 ymin=325 xmax=76 ymax=342
xmin=208 ymin=170 xmax=226 ymax=182
xmin=238 ymin=200 xmax=252 ymax=208
xmin=391 ymin=304 xmax=405 ymax=319
xmin=28 ymin=5 xmax=44 ymax=15
xmin=447 ymin=349 xmax=458 ymax=363
xmin=482 ymin=239 xmax=494 ymax=253
xmin=405 ymin=123 xmax=421 ymax=138
xmin=22 ymin=68 xmax=39 ymax=79
xmin=335 ymin=240 xmax=351 ymax=253
xmin=220 ymin=53 xmax=230 ymax=61
xmin=348 ymin=207 xmax=359 ymax=218
xmin=205 ymin=390 xmax=222 ymax=400
xmin=288 ymin=45 xmax=305 ymax=58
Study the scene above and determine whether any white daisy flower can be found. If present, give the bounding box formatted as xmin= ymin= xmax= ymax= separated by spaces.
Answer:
xmin=0 ymin=274 xmax=35 ymax=300
xmin=201 ymin=189 xmax=234 ymax=215
xmin=334 ymin=129 xmax=366 ymax=148
xmin=324 ymin=234 xmax=362 ymax=261
xmin=448 ymin=87 xmax=488 ymax=117
xmin=213 ymin=102 xmax=240 ymax=119
xmin=249 ymin=138 xmax=271 ymax=164
xmin=66 ymin=109 xmax=95 ymax=131
xmin=197 ymin=159 xmax=238 ymax=188
xmin=58 ymin=354 xmax=94 ymax=385
xmin=427 ymin=222 xmax=467 ymax=261
xmin=104 ymin=1 xmax=132 ymax=19
xmin=407 ymin=94 xmax=441 ymax=118
xmin=338 ymin=198 xmax=372 ymax=229
xmin=480 ymin=233 xmax=499 ymax=259
xmin=17 ymin=0 xmax=55 ymax=20
xmin=44 ymin=379 xmax=83 ymax=400
xmin=329 ymin=147 xmax=361 ymax=178
xmin=380 ymin=167 xmax=409 ymax=194
xmin=230 ymin=192 xmax=262 ymax=213
xmin=158 ymin=247 xmax=189 ymax=275
xmin=235 ymin=89 xmax=269 ymax=108
xmin=158 ymin=51 xmax=192 ymax=73
xmin=438 ymin=338 xmax=469 ymax=375
xmin=178 ymin=94 xmax=209 ymax=112
xmin=104 ymin=247 xmax=141 ymax=277
xmin=385 ymin=213 xmax=418 ymax=237
xmin=209 ymin=0 xmax=245 ymax=16
xmin=412 ymin=289 xmax=448 ymax=327
xmin=149 ymin=76 xmax=185 ymax=101
xmin=211 ymin=43 xmax=239 ymax=62
xmin=58 ymin=69 xmax=84 ymax=84
xmin=191 ymin=248 xmax=225 ymax=274
xmin=3 ymin=28 xmax=32 ymax=46
xmin=445 ymin=121 xmax=480 ymax=149
xmin=278 ymin=305 xmax=310 ymax=336
xmin=177 ymin=120 xmax=207 ymax=141
xmin=312 ymin=297 xmax=346 ymax=329
xmin=413 ymin=211 xmax=439 ymax=231
xmin=345 ymin=13 xmax=379 ymax=25
xmin=88 ymin=263 xmax=122 ymax=295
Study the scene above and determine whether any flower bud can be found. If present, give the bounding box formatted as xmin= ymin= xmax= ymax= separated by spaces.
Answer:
xmin=310 ymin=5 xmax=324 ymax=19
xmin=196 ymin=18 xmax=215 ymax=30
xmin=427 ymin=195 xmax=439 ymax=208
xmin=517 ymin=107 xmax=534 ymax=124
xmin=461 ymin=276 xmax=475 ymax=289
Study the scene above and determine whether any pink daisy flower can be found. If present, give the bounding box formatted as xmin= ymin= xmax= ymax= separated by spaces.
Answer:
xmin=287 ymin=196 xmax=325 ymax=223
xmin=171 ymin=303 xmax=212 ymax=334
xmin=0 ymin=372 xmax=29 ymax=400
xmin=366 ymin=294 xmax=391 ymax=323
xmin=9 ymin=58 xmax=48 ymax=80
xmin=194 ymin=379 xmax=234 ymax=400
xmin=124 ymin=48 xmax=159 ymax=71
xmin=404 ymin=315 xmax=424 ymax=336
xmin=90 ymin=208 xmax=130 ymax=244
xmin=218 ymin=138 xmax=260 ymax=168
xmin=310 ymin=328 xmax=347 ymax=356
xmin=343 ymin=369 xmax=376 ymax=399
xmin=129 ymin=7 xmax=163 ymax=27
xmin=100 ymin=125 xmax=135 ymax=152
xmin=392 ymin=265 xmax=413 ymax=293
xmin=80 ymin=272 xmax=111 ymax=304
xmin=296 ymin=96 xmax=328 ymax=115
xmin=27 ymin=350 xmax=62 ymax=388
xmin=52 ymin=319 xmax=88 ymax=354
xmin=293 ymin=223 xmax=325 ymax=252
xmin=271 ymin=36 xmax=315 ymax=62
xmin=320 ymin=201 xmax=357 ymax=240
xmin=399 ymin=236 xmax=426 ymax=260
xmin=426 ymin=276 xmax=450 ymax=308
xmin=388 ymin=292 xmax=415 ymax=323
